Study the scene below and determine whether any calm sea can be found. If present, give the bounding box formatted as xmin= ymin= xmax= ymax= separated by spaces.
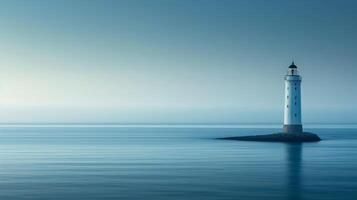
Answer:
xmin=0 ymin=124 xmax=356 ymax=200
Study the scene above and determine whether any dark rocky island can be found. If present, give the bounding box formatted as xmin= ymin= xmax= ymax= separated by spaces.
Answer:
xmin=219 ymin=132 xmax=321 ymax=143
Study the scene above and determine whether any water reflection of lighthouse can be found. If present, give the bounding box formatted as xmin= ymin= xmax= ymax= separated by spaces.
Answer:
xmin=286 ymin=144 xmax=302 ymax=200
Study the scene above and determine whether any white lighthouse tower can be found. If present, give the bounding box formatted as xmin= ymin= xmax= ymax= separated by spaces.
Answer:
xmin=283 ymin=62 xmax=303 ymax=133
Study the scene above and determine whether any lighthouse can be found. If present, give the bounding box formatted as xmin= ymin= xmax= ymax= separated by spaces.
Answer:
xmin=220 ymin=61 xmax=320 ymax=141
xmin=283 ymin=62 xmax=303 ymax=133
xmin=220 ymin=61 xmax=320 ymax=142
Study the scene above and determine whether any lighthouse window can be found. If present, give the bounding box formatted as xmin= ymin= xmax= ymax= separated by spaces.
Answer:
xmin=295 ymin=87 xmax=297 ymax=90
xmin=287 ymin=95 xmax=289 ymax=99
xmin=287 ymin=105 xmax=289 ymax=108
xmin=294 ymin=113 xmax=297 ymax=117
xmin=295 ymin=102 xmax=297 ymax=105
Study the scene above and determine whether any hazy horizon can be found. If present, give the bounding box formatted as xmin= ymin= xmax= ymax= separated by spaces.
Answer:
xmin=1 ymin=0 xmax=357 ymax=123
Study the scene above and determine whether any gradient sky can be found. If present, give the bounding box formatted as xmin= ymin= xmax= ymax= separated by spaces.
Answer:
xmin=0 ymin=0 xmax=356 ymax=123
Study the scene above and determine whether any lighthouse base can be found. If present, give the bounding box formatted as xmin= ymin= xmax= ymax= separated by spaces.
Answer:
xmin=283 ymin=124 xmax=303 ymax=134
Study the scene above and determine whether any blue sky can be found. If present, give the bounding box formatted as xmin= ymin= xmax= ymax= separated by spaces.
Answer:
xmin=0 ymin=0 xmax=356 ymax=123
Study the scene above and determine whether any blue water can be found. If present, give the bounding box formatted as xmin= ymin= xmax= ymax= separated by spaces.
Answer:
xmin=0 ymin=125 xmax=356 ymax=200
